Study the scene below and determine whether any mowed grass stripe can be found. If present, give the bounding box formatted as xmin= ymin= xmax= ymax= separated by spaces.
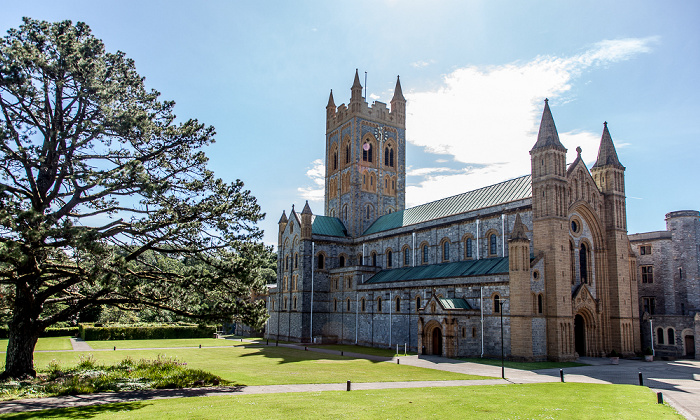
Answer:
xmin=30 ymin=346 xmax=490 ymax=385
xmin=0 ymin=337 xmax=73 ymax=353
xmin=0 ymin=383 xmax=681 ymax=420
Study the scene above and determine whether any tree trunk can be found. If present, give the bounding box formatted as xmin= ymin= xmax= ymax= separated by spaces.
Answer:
xmin=1 ymin=307 xmax=41 ymax=379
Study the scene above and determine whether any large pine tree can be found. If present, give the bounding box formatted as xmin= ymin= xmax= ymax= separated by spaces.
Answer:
xmin=0 ymin=18 xmax=269 ymax=378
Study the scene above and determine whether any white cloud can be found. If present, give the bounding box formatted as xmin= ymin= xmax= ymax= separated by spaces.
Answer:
xmin=411 ymin=60 xmax=433 ymax=68
xmin=298 ymin=159 xmax=325 ymax=202
xmin=404 ymin=37 xmax=655 ymax=206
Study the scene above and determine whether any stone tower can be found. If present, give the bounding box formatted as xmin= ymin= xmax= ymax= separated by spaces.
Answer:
xmin=591 ymin=122 xmax=637 ymax=354
xmin=530 ymin=99 xmax=575 ymax=361
xmin=508 ymin=214 xmax=534 ymax=359
xmin=324 ymin=70 xmax=406 ymax=237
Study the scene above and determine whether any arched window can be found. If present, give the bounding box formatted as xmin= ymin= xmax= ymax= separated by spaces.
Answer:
xmin=489 ymin=234 xmax=497 ymax=256
xmin=271 ymin=300 xmax=275 ymax=311
xmin=537 ymin=294 xmax=543 ymax=314
xmin=293 ymin=296 xmax=297 ymax=310
xmin=377 ymin=297 xmax=382 ymax=312
xmin=422 ymin=244 xmax=429 ymax=264
xmin=285 ymin=255 xmax=289 ymax=270
xmin=416 ymin=296 xmax=421 ymax=309
xmin=361 ymin=298 xmax=366 ymax=312
xmin=384 ymin=146 xmax=395 ymax=167
xmin=294 ymin=253 xmax=298 ymax=269
xmin=343 ymin=205 xmax=348 ymax=221
xmin=283 ymin=297 xmax=288 ymax=309
xmin=657 ymin=327 xmax=665 ymax=344
xmin=404 ymin=247 xmax=410 ymax=266
xmin=347 ymin=298 xmax=351 ymax=311
xmin=339 ymin=255 xmax=345 ymax=268
xmin=465 ymin=238 xmax=473 ymax=259
xmin=570 ymin=241 xmax=576 ymax=285
xmin=667 ymin=328 xmax=675 ymax=345
xmin=442 ymin=240 xmax=450 ymax=262
xmin=395 ymin=296 xmax=401 ymax=312
xmin=362 ymin=141 xmax=373 ymax=162
xmin=333 ymin=151 xmax=338 ymax=171
xmin=580 ymin=243 xmax=589 ymax=284
xmin=366 ymin=204 xmax=371 ymax=219
xmin=317 ymin=254 xmax=325 ymax=269
xmin=371 ymin=252 xmax=377 ymax=267
xmin=494 ymin=295 xmax=501 ymax=313
xmin=345 ymin=142 xmax=351 ymax=164
xmin=333 ymin=298 xmax=338 ymax=312
xmin=386 ymin=250 xmax=393 ymax=268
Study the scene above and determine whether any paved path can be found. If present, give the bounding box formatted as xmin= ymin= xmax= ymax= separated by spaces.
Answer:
xmin=69 ymin=337 xmax=93 ymax=351
xmin=1 ymin=340 xmax=698 ymax=419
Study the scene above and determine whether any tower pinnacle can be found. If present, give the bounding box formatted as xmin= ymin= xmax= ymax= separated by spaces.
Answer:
xmin=592 ymin=122 xmax=624 ymax=169
xmin=531 ymin=99 xmax=566 ymax=152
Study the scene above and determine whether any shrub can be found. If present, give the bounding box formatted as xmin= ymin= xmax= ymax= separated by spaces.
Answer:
xmin=78 ymin=323 xmax=215 ymax=341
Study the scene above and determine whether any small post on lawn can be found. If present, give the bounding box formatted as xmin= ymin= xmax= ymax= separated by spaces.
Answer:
xmin=404 ymin=343 xmax=407 ymax=355
xmin=396 ymin=344 xmax=399 ymax=355
xmin=113 ymin=346 xmax=116 ymax=351
xmin=638 ymin=372 xmax=644 ymax=386
xmin=347 ymin=380 xmax=351 ymax=391
xmin=657 ymin=392 xmax=663 ymax=404
xmin=397 ymin=358 xmax=400 ymax=364
xmin=199 ymin=344 xmax=201 ymax=349
xmin=560 ymin=369 xmax=564 ymax=382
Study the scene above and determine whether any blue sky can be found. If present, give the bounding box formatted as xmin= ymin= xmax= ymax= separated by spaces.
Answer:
xmin=3 ymin=1 xmax=699 ymax=248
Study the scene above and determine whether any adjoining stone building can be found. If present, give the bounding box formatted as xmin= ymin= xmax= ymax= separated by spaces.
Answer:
xmin=266 ymin=70 xmax=641 ymax=361
xmin=630 ymin=211 xmax=699 ymax=359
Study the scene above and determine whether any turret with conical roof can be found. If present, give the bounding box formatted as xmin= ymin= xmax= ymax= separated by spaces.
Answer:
xmin=350 ymin=69 xmax=364 ymax=112
xmin=278 ymin=210 xmax=288 ymax=244
xmin=301 ymin=201 xmax=313 ymax=239
xmin=592 ymin=122 xmax=624 ymax=170
xmin=529 ymin=99 xmax=574 ymax=361
xmin=508 ymin=212 xmax=534 ymax=359
xmin=326 ymin=90 xmax=336 ymax=129
xmin=390 ymin=75 xmax=406 ymax=125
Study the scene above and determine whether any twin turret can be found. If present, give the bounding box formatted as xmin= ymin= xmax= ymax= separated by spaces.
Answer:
xmin=326 ymin=69 xmax=406 ymax=132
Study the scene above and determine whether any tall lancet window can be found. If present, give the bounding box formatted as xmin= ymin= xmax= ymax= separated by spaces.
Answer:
xmin=580 ymin=243 xmax=590 ymax=284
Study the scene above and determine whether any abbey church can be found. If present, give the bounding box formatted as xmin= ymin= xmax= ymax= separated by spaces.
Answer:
xmin=266 ymin=70 xmax=642 ymax=361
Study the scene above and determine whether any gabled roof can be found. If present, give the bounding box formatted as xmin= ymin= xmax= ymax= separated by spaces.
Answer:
xmin=438 ymin=298 xmax=473 ymax=310
xmin=365 ymin=257 xmax=509 ymax=284
xmin=363 ymin=175 xmax=531 ymax=235
xmin=311 ymin=215 xmax=347 ymax=237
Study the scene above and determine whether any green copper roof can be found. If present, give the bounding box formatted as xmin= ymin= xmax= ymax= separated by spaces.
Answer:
xmin=363 ymin=175 xmax=531 ymax=235
xmin=311 ymin=215 xmax=347 ymax=237
xmin=439 ymin=298 xmax=472 ymax=310
xmin=365 ymin=257 xmax=509 ymax=284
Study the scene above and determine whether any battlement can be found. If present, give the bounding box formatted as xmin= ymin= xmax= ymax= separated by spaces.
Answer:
xmin=328 ymin=98 xmax=404 ymax=131
xmin=326 ymin=71 xmax=406 ymax=132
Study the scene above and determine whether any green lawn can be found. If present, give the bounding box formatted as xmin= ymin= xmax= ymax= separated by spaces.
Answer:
xmin=0 ymin=337 xmax=73 ymax=353
xmin=87 ymin=338 xmax=248 ymax=349
xmin=460 ymin=357 xmax=587 ymax=370
xmin=0 ymin=383 xmax=681 ymax=419
xmin=30 ymin=346 xmax=489 ymax=385
xmin=310 ymin=344 xmax=415 ymax=357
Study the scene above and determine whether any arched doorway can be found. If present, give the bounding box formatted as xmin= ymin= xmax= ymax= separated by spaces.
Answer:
xmin=432 ymin=326 xmax=443 ymax=356
xmin=574 ymin=314 xmax=586 ymax=356
xmin=685 ymin=336 xmax=695 ymax=358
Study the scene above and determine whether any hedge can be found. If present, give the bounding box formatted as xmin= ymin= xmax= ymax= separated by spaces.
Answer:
xmin=78 ymin=323 xmax=216 ymax=341
xmin=0 ymin=327 xmax=80 ymax=339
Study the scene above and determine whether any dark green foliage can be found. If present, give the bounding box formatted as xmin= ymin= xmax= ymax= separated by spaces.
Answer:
xmin=1 ymin=355 xmax=227 ymax=400
xmin=0 ymin=327 xmax=78 ymax=339
xmin=78 ymin=323 xmax=215 ymax=341
xmin=0 ymin=18 xmax=269 ymax=378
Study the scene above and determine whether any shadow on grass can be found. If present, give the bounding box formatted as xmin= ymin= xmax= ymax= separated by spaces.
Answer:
xmin=236 ymin=343 xmax=389 ymax=364
xmin=0 ymin=386 xmax=247 ymax=417
xmin=0 ymin=402 xmax=149 ymax=419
